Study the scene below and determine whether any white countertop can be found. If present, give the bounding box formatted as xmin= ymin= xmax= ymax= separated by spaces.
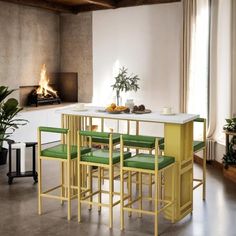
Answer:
xmin=56 ymin=105 xmax=199 ymax=124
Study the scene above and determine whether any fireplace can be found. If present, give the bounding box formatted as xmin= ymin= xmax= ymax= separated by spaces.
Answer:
xmin=28 ymin=64 xmax=61 ymax=106
xmin=19 ymin=65 xmax=78 ymax=107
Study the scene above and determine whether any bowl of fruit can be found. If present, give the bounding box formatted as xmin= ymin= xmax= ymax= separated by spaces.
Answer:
xmin=132 ymin=104 xmax=151 ymax=114
xmin=106 ymin=103 xmax=129 ymax=114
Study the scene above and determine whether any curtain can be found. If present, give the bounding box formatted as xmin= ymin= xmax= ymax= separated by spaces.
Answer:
xmin=231 ymin=0 xmax=236 ymax=117
xmin=180 ymin=0 xmax=196 ymax=113
xmin=207 ymin=0 xmax=218 ymax=139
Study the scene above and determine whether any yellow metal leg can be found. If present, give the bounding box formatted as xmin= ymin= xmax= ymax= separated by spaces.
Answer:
xmin=61 ymin=162 xmax=64 ymax=205
xmin=88 ymin=166 xmax=93 ymax=210
xmin=38 ymin=158 xmax=42 ymax=215
xmin=120 ymin=167 xmax=124 ymax=230
xmin=67 ymin=160 xmax=71 ymax=221
xmin=154 ymin=170 xmax=158 ymax=236
xmin=78 ymin=164 xmax=81 ymax=222
xmin=149 ymin=149 xmax=153 ymax=199
xmin=109 ymin=166 xmax=114 ymax=228
xmin=138 ymin=172 xmax=142 ymax=218
xmin=98 ymin=167 xmax=102 ymax=213
xmin=203 ymin=147 xmax=206 ymax=200
xmin=171 ymin=164 xmax=176 ymax=223
xmin=128 ymin=170 xmax=132 ymax=217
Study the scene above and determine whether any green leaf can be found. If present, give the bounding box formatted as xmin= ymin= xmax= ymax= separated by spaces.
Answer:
xmin=226 ymin=119 xmax=232 ymax=124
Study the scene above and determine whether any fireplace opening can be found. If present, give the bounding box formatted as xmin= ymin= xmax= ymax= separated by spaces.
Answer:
xmin=19 ymin=65 xmax=78 ymax=108
xmin=28 ymin=64 xmax=61 ymax=106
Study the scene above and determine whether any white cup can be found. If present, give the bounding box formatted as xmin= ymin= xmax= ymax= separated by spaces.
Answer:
xmin=162 ymin=107 xmax=172 ymax=114
xmin=76 ymin=103 xmax=85 ymax=110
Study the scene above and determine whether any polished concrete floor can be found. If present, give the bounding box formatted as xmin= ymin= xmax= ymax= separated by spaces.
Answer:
xmin=0 ymin=150 xmax=236 ymax=236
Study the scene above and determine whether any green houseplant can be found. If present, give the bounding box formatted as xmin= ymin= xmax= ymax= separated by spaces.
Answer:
xmin=0 ymin=86 xmax=27 ymax=165
xmin=222 ymin=118 xmax=236 ymax=168
xmin=111 ymin=67 xmax=140 ymax=105
xmin=223 ymin=118 xmax=236 ymax=132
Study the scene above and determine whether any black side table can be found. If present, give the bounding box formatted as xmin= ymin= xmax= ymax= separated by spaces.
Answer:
xmin=7 ymin=141 xmax=38 ymax=185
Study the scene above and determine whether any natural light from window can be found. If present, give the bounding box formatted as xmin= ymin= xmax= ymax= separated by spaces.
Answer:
xmin=187 ymin=0 xmax=210 ymax=139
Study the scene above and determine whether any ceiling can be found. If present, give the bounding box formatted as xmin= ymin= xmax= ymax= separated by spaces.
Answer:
xmin=0 ymin=0 xmax=181 ymax=14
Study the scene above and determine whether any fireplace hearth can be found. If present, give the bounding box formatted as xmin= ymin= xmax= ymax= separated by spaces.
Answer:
xmin=28 ymin=89 xmax=61 ymax=106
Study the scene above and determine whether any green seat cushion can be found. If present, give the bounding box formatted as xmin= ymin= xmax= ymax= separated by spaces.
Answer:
xmin=159 ymin=141 xmax=205 ymax=152
xmin=81 ymin=149 xmax=131 ymax=164
xmin=92 ymin=133 xmax=120 ymax=144
xmin=124 ymin=153 xmax=175 ymax=170
xmin=193 ymin=140 xmax=205 ymax=152
xmin=123 ymin=134 xmax=164 ymax=149
xmin=41 ymin=144 xmax=91 ymax=159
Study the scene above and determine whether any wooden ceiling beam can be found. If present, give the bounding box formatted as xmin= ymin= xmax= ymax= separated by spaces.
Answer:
xmin=76 ymin=0 xmax=181 ymax=13
xmin=75 ymin=4 xmax=108 ymax=13
xmin=116 ymin=0 xmax=181 ymax=8
xmin=86 ymin=0 xmax=115 ymax=8
xmin=0 ymin=0 xmax=77 ymax=14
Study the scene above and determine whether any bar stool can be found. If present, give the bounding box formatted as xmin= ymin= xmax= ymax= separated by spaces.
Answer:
xmin=193 ymin=118 xmax=207 ymax=200
xmin=123 ymin=134 xmax=164 ymax=197
xmin=37 ymin=126 xmax=91 ymax=220
xmin=120 ymin=135 xmax=176 ymax=236
xmin=77 ymin=130 xmax=131 ymax=228
xmin=7 ymin=140 xmax=38 ymax=185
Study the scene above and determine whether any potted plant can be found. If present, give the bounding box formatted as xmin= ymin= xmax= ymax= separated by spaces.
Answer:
xmin=222 ymin=118 xmax=236 ymax=168
xmin=0 ymin=86 xmax=27 ymax=165
xmin=111 ymin=66 xmax=140 ymax=106
xmin=223 ymin=118 xmax=236 ymax=132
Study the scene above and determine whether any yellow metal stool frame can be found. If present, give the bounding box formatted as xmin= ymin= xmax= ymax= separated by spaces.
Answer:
xmin=193 ymin=118 xmax=207 ymax=200
xmin=120 ymin=136 xmax=176 ymax=236
xmin=38 ymin=127 xmax=77 ymax=220
xmin=77 ymin=130 xmax=131 ymax=228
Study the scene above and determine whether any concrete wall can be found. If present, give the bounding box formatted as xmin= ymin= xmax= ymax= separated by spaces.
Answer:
xmin=60 ymin=13 xmax=93 ymax=102
xmin=0 ymin=1 xmax=60 ymax=99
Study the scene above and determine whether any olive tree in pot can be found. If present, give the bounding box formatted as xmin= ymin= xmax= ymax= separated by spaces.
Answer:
xmin=111 ymin=67 xmax=140 ymax=106
xmin=0 ymin=86 xmax=27 ymax=165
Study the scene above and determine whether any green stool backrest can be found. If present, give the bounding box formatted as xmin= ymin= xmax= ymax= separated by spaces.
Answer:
xmin=120 ymin=135 xmax=159 ymax=171
xmin=80 ymin=130 xmax=111 ymax=138
xmin=194 ymin=118 xmax=205 ymax=123
xmin=38 ymin=126 xmax=72 ymax=160
xmin=39 ymin=126 xmax=69 ymax=134
xmin=122 ymin=134 xmax=155 ymax=142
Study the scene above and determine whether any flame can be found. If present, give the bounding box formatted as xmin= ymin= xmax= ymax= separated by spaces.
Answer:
xmin=36 ymin=64 xmax=57 ymax=96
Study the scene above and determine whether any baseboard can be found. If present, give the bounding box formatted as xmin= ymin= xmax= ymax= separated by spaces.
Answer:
xmin=194 ymin=155 xmax=223 ymax=170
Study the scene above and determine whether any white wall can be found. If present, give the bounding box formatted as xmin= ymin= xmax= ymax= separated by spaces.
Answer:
xmin=92 ymin=3 xmax=182 ymax=113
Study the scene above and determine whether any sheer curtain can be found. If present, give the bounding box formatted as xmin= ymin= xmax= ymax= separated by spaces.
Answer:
xmin=186 ymin=0 xmax=210 ymax=140
xmin=187 ymin=0 xmax=209 ymax=119
xmin=182 ymin=0 xmax=234 ymax=161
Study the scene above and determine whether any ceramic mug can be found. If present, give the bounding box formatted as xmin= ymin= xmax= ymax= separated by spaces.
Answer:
xmin=162 ymin=107 xmax=172 ymax=114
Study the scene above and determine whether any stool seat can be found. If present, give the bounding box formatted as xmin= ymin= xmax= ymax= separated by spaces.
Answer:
xmin=81 ymin=149 xmax=131 ymax=164
xmin=123 ymin=134 xmax=164 ymax=149
xmin=193 ymin=140 xmax=205 ymax=152
xmin=159 ymin=140 xmax=205 ymax=152
xmin=41 ymin=144 xmax=91 ymax=159
xmin=123 ymin=153 xmax=175 ymax=170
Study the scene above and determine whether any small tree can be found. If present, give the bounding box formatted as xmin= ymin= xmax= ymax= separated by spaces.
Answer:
xmin=111 ymin=67 xmax=140 ymax=105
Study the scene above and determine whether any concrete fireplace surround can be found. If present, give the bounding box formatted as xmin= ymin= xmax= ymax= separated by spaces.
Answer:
xmin=0 ymin=1 xmax=93 ymax=103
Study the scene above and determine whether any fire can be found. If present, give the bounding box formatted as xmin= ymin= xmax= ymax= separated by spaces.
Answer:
xmin=36 ymin=64 xmax=57 ymax=96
